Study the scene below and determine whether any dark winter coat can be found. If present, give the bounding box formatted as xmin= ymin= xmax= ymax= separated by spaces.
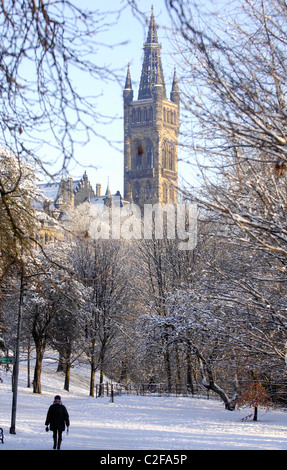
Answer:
xmin=45 ymin=402 xmax=70 ymax=432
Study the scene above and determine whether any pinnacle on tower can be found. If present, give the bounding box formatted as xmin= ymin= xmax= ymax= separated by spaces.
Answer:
xmin=138 ymin=7 xmax=166 ymax=100
xmin=152 ymin=61 xmax=164 ymax=99
xmin=125 ymin=63 xmax=132 ymax=89
xmin=123 ymin=63 xmax=133 ymax=103
xmin=170 ymin=67 xmax=180 ymax=105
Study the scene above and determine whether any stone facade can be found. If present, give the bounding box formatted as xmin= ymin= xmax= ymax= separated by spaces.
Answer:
xmin=40 ymin=171 xmax=96 ymax=218
xmin=36 ymin=173 xmax=118 ymax=245
xmin=123 ymin=8 xmax=180 ymax=209
xmin=39 ymin=171 xmax=118 ymax=220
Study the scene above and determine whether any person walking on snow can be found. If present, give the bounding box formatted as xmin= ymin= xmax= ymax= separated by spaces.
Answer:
xmin=45 ymin=395 xmax=70 ymax=450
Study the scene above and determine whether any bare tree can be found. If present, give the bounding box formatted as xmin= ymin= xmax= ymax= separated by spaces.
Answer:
xmin=0 ymin=1 xmax=129 ymax=361
xmin=162 ymin=0 xmax=287 ymax=363
xmin=24 ymin=244 xmax=81 ymax=394
xmin=133 ymin=236 xmax=196 ymax=392
xmin=0 ymin=0 xmax=127 ymax=175
xmin=165 ymin=0 xmax=287 ymax=254
xmin=67 ymin=203 xmax=130 ymax=396
xmin=0 ymin=1 xmax=129 ymax=317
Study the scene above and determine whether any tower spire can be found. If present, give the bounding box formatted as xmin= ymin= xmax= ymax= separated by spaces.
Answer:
xmin=123 ymin=7 xmax=180 ymax=208
xmin=138 ymin=7 xmax=166 ymax=100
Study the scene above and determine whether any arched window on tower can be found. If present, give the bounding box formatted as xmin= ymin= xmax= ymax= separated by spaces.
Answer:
xmin=163 ymin=141 xmax=176 ymax=171
xmin=170 ymin=143 xmax=175 ymax=170
xmin=136 ymin=153 xmax=142 ymax=169
xmin=163 ymin=183 xmax=168 ymax=202
xmin=146 ymin=181 xmax=152 ymax=199
xmin=162 ymin=143 xmax=167 ymax=168
xmin=136 ymin=142 xmax=143 ymax=169
xmin=147 ymin=144 xmax=153 ymax=168
xmin=134 ymin=181 xmax=141 ymax=200
xmin=137 ymin=108 xmax=141 ymax=122
xmin=168 ymin=145 xmax=173 ymax=170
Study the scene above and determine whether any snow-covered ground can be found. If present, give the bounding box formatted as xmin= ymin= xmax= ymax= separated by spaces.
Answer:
xmin=1 ymin=356 xmax=287 ymax=451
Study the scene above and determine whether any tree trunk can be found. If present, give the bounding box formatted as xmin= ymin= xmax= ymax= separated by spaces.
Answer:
xmin=64 ymin=355 xmax=71 ymax=392
xmin=99 ymin=368 xmax=104 ymax=397
xmin=98 ymin=341 xmax=107 ymax=397
xmin=164 ymin=348 xmax=172 ymax=393
xmin=163 ymin=333 xmax=172 ymax=393
xmin=90 ymin=366 xmax=96 ymax=397
xmin=33 ymin=345 xmax=44 ymax=394
xmin=89 ymin=341 xmax=96 ymax=397
xmin=196 ymin=349 xmax=235 ymax=410
xmin=253 ymin=406 xmax=258 ymax=421
xmin=57 ymin=351 xmax=66 ymax=372
xmin=27 ymin=340 xmax=31 ymax=388
xmin=186 ymin=353 xmax=194 ymax=394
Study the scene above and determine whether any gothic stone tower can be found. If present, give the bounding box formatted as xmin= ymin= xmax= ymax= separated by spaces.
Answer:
xmin=123 ymin=7 xmax=180 ymax=208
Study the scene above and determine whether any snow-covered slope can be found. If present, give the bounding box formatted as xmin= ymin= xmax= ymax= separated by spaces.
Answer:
xmin=1 ymin=356 xmax=287 ymax=451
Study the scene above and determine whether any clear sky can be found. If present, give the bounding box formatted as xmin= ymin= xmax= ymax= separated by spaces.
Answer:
xmin=59 ymin=0 xmax=179 ymax=196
